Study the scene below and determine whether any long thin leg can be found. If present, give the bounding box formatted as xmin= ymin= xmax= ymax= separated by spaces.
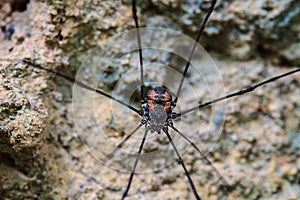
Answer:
xmin=132 ymin=0 xmax=145 ymax=104
xmin=174 ymin=67 xmax=300 ymax=118
xmin=163 ymin=127 xmax=202 ymax=200
xmin=1 ymin=58 xmax=142 ymax=115
xmin=170 ymin=125 xmax=230 ymax=191
xmin=122 ymin=127 xmax=148 ymax=200
xmin=104 ymin=123 xmax=144 ymax=161
xmin=71 ymin=124 xmax=144 ymax=199
xmin=174 ymin=0 xmax=217 ymax=103
xmin=77 ymin=124 xmax=144 ymax=185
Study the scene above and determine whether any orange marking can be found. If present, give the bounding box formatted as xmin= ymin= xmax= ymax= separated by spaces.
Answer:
xmin=147 ymin=100 xmax=154 ymax=110
xmin=164 ymin=92 xmax=171 ymax=101
xmin=148 ymin=90 xmax=156 ymax=99
xmin=164 ymin=102 xmax=171 ymax=111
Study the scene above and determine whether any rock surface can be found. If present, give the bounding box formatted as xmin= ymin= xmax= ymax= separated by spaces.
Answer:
xmin=0 ymin=0 xmax=299 ymax=199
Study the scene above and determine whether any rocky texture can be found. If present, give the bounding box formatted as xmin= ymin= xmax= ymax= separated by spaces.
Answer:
xmin=0 ymin=0 xmax=299 ymax=199
xmin=147 ymin=0 xmax=300 ymax=63
xmin=0 ymin=1 xmax=58 ymax=199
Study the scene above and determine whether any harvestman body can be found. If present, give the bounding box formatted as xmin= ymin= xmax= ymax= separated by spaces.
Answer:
xmin=1 ymin=0 xmax=300 ymax=199
xmin=143 ymin=86 xmax=174 ymax=134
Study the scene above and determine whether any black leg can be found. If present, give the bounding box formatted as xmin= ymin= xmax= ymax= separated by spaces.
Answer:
xmin=170 ymin=125 xmax=231 ymax=191
xmin=163 ymin=127 xmax=202 ymax=200
xmin=174 ymin=0 xmax=217 ymax=104
xmin=104 ymin=123 xmax=144 ymax=162
xmin=121 ymin=126 xmax=148 ymax=200
xmin=173 ymin=67 xmax=300 ymax=118
xmin=132 ymin=0 xmax=145 ymax=104
xmin=71 ymin=124 xmax=144 ymax=199
xmin=1 ymin=58 xmax=142 ymax=115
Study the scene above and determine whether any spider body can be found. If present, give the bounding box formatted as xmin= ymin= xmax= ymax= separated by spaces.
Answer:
xmin=143 ymin=86 xmax=174 ymax=133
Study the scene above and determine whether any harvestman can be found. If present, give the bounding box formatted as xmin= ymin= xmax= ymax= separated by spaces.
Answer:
xmin=1 ymin=0 xmax=300 ymax=199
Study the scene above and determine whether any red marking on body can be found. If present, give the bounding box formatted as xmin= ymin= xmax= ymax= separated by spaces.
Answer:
xmin=164 ymin=92 xmax=171 ymax=101
xmin=147 ymin=89 xmax=173 ymax=112
xmin=164 ymin=102 xmax=171 ymax=111
xmin=148 ymin=90 xmax=156 ymax=100
xmin=147 ymin=100 xmax=154 ymax=110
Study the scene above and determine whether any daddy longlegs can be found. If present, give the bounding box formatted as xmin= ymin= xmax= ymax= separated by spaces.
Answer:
xmin=1 ymin=0 xmax=300 ymax=199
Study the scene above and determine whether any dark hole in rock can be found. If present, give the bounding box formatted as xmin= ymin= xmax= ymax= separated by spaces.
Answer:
xmin=0 ymin=153 xmax=16 ymax=167
xmin=1 ymin=26 xmax=6 ymax=33
xmin=9 ymin=0 xmax=30 ymax=12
